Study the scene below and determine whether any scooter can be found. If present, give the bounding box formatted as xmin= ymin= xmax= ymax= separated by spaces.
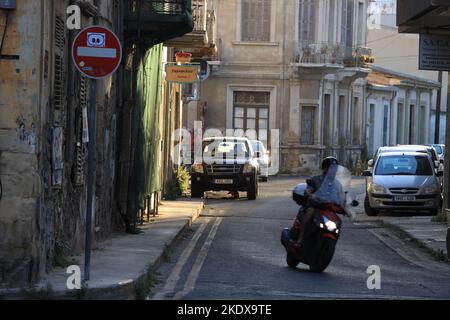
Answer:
xmin=281 ymin=180 xmax=358 ymax=273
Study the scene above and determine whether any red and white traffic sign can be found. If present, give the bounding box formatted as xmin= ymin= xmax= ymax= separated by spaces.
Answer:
xmin=72 ymin=26 xmax=122 ymax=79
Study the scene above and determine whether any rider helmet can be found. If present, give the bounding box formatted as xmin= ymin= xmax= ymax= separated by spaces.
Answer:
xmin=321 ymin=156 xmax=339 ymax=171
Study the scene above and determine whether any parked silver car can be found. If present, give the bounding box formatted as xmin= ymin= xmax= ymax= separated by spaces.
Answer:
xmin=368 ymin=145 xmax=441 ymax=171
xmin=363 ymin=151 xmax=443 ymax=216
xmin=250 ymin=140 xmax=269 ymax=182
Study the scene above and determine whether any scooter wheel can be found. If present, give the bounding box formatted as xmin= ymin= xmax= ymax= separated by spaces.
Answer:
xmin=309 ymin=238 xmax=336 ymax=273
xmin=286 ymin=252 xmax=300 ymax=268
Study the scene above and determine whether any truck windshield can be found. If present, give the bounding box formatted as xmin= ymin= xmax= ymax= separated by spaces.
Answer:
xmin=375 ymin=155 xmax=433 ymax=176
xmin=203 ymin=140 xmax=251 ymax=159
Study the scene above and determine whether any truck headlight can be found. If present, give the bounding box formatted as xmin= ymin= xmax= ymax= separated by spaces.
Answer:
xmin=243 ymin=164 xmax=255 ymax=173
xmin=370 ymin=183 xmax=387 ymax=194
xmin=191 ymin=164 xmax=204 ymax=173
xmin=424 ymin=184 xmax=438 ymax=194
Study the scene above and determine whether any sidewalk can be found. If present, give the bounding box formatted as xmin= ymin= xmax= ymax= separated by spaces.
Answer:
xmin=354 ymin=212 xmax=448 ymax=260
xmin=0 ymin=199 xmax=204 ymax=300
xmin=380 ymin=216 xmax=448 ymax=258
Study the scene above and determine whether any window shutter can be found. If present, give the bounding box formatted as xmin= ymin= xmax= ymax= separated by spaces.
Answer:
xmin=242 ymin=0 xmax=270 ymax=42
xmin=53 ymin=15 xmax=67 ymax=124
xmin=74 ymin=76 xmax=89 ymax=186
xmin=51 ymin=15 xmax=67 ymax=186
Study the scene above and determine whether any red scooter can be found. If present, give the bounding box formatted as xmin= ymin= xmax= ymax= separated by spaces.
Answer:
xmin=281 ymin=180 xmax=358 ymax=273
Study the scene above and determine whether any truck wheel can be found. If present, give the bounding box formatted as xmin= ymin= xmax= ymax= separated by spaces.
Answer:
xmin=247 ymin=178 xmax=258 ymax=200
xmin=364 ymin=196 xmax=379 ymax=216
xmin=191 ymin=185 xmax=204 ymax=198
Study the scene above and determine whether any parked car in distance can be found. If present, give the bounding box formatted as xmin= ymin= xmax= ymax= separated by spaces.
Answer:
xmin=427 ymin=144 xmax=445 ymax=162
xmin=363 ymin=151 xmax=443 ymax=216
xmin=250 ymin=140 xmax=269 ymax=182
xmin=190 ymin=137 xmax=259 ymax=200
xmin=368 ymin=145 xmax=440 ymax=171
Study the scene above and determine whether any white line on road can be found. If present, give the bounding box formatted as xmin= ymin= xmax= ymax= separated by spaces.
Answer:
xmin=173 ymin=217 xmax=223 ymax=300
xmin=151 ymin=219 xmax=210 ymax=300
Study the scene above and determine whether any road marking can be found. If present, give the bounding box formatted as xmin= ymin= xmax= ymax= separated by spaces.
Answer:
xmin=173 ymin=217 xmax=223 ymax=300
xmin=151 ymin=219 xmax=210 ymax=300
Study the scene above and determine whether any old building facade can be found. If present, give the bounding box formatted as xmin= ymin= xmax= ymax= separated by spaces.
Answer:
xmin=0 ymin=0 xmax=196 ymax=285
xmin=0 ymin=0 xmax=122 ymax=284
xmin=193 ymin=0 xmax=372 ymax=175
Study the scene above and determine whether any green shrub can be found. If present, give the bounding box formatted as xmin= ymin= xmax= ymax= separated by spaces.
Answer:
xmin=177 ymin=165 xmax=190 ymax=196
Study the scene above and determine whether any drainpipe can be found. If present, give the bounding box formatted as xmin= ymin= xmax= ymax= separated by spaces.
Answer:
xmin=280 ymin=0 xmax=288 ymax=169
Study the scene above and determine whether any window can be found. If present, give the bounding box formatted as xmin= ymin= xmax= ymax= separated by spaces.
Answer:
xmin=233 ymin=91 xmax=270 ymax=143
xmin=375 ymin=155 xmax=432 ymax=176
xmin=409 ymin=104 xmax=415 ymax=144
xmin=368 ymin=104 xmax=375 ymax=155
xmin=328 ymin=0 xmax=336 ymax=44
xmin=419 ymin=106 xmax=426 ymax=144
xmin=338 ymin=96 xmax=346 ymax=145
xmin=357 ymin=1 xmax=364 ymax=45
xmin=298 ymin=0 xmax=316 ymax=44
xmin=397 ymin=103 xmax=404 ymax=144
xmin=241 ymin=0 xmax=271 ymax=42
xmin=300 ymin=106 xmax=315 ymax=145
xmin=383 ymin=104 xmax=389 ymax=146
xmin=323 ymin=94 xmax=331 ymax=146
xmin=352 ymin=97 xmax=360 ymax=145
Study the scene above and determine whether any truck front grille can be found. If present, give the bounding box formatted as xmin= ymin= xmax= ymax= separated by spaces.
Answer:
xmin=205 ymin=164 xmax=242 ymax=175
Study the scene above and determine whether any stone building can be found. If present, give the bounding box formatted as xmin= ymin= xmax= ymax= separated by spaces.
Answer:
xmin=0 ymin=0 xmax=122 ymax=284
xmin=366 ymin=65 xmax=440 ymax=156
xmin=0 ymin=0 xmax=196 ymax=285
xmin=191 ymin=0 xmax=373 ymax=175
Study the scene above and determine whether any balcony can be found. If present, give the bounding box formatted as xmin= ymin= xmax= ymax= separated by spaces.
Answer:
xmin=164 ymin=0 xmax=217 ymax=60
xmin=397 ymin=0 xmax=450 ymax=34
xmin=124 ymin=0 xmax=194 ymax=45
xmin=295 ymin=42 xmax=345 ymax=65
xmin=343 ymin=47 xmax=375 ymax=68
xmin=295 ymin=43 xmax=374 ymax=68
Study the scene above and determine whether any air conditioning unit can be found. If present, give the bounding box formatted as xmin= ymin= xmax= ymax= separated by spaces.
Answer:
xmin=0 ymin=0 xmax=16 ymax=10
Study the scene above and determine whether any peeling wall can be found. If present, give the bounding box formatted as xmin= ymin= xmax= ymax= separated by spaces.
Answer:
xmin=0 ymin=0 xmax=121 ymax=285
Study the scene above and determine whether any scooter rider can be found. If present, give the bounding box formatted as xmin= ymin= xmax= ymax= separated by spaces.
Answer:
xmin=297 ymin=156 xmax=344 ymax=247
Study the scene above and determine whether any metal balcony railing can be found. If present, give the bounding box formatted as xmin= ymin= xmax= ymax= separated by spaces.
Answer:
xmin=296 ymin=42 xmax=346 ymax=64
xmin=295 ymin=43 xmax=374 ymax=67
xmin=124 ymin=0 xmax=194 ymax=44
xmin=126 ymin=0 xmax=190 ymax=16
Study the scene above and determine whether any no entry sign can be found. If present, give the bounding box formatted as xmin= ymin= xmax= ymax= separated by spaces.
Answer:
xmin=72 ymin=26 xmax=122 ymax=79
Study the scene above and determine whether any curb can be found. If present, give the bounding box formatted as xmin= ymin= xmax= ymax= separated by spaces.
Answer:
xmin=381 ymin=220 xmax=450 ymax=264
xmin=0 ymin=200 xmax=204 ymax=300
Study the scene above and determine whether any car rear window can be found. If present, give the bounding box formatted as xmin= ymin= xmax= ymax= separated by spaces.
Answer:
xmin=375 ymin=155 xmax=433 ymax=176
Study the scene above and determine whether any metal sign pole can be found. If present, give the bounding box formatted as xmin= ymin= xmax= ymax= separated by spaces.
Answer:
xmin=84 ymin=1 xmax=100 ymax=281
xmin=84 ymin=78 xmax=97 ymax=281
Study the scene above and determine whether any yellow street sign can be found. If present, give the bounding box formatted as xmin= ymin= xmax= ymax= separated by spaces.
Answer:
xmin=165 ymin=64 xmax=199 ymax=83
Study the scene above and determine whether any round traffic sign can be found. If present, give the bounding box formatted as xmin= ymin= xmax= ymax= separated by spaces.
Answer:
xmin=72 ymin=26 xmax=122 ymax=79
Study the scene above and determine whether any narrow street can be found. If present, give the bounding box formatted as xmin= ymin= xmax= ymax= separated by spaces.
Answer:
xmin=149 ymin=177 xmax=450 ymax=300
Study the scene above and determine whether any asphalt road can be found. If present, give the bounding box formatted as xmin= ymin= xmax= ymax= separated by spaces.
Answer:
xmin=149 ymin=177 xmax=450 ymax=300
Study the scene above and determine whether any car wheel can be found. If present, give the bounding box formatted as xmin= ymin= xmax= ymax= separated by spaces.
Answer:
xmin=430 ymin=209 xmax=439 ymax=216
xmin=191 ymin=185 xmax=204 ymax=198
xmin=364 ymin=196 xmax=379 ymax=216
xmin=261 ymin=176 xmax=268 ymax=182
xmin=247 ymin=177 xmax=258 ymax=200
